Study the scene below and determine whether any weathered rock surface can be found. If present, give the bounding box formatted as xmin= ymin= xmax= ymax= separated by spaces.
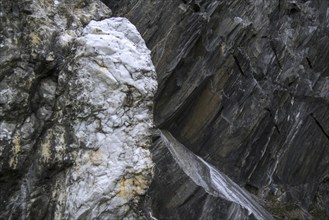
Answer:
xmin=0 ymin=1 xmax=156 ymax=219
xmin=2 ymin=0 xmax=329 ymax=219
xmin=105 ymin=0 xmax=329 ymax=219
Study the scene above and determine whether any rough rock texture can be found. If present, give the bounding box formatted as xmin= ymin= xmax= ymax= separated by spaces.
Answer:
xmin=2 ymin=0 xmax=329 ymax=219
xmin=104 ymin=0 xmax=329 ymax=219
xmin=0 ymin=1 xmax=156 ymax=219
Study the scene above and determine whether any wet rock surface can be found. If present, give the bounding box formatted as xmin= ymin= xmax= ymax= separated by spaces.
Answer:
xmin=105 ymin=0 xmax=329 ymax=219
xmin=0 ymin=1 xmax=156 ymax=219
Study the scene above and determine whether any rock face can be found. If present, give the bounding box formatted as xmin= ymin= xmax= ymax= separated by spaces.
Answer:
xmin=2 ymin=0 xmax=329 ymax=219
xmin=104 ymin=0 xmax=329 ymax=219
xmin=156 ymin=130 xmax=274 ymax=220
xmin=0 ymin=1 xmax=156 ymax=219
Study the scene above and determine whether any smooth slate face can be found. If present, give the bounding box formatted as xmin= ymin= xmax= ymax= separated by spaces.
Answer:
xmin=105 ymin=0 xmax=329 ymax=219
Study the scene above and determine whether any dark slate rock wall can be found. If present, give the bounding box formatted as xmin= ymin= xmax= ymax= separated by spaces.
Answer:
xmin=145 ymin=136 xmax=233 ymax=220
xmin=103 ymin=0 xmax=329 ymax=218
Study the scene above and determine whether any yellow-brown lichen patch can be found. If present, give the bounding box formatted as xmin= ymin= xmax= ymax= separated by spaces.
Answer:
xmin=117 ymin=176 xmax=128 ymax=197
xmin=131 ymin=174 xmax=151 ymax=195
xmin=116 ymin=174 xmax=152 ymax=199
xmin=30 ymin=32 xmax=42 ymax=46
xmin=9 ymin=135 xmax=21 ymax=169
xmin=41 ymin=130 xmax=53 ymax=162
